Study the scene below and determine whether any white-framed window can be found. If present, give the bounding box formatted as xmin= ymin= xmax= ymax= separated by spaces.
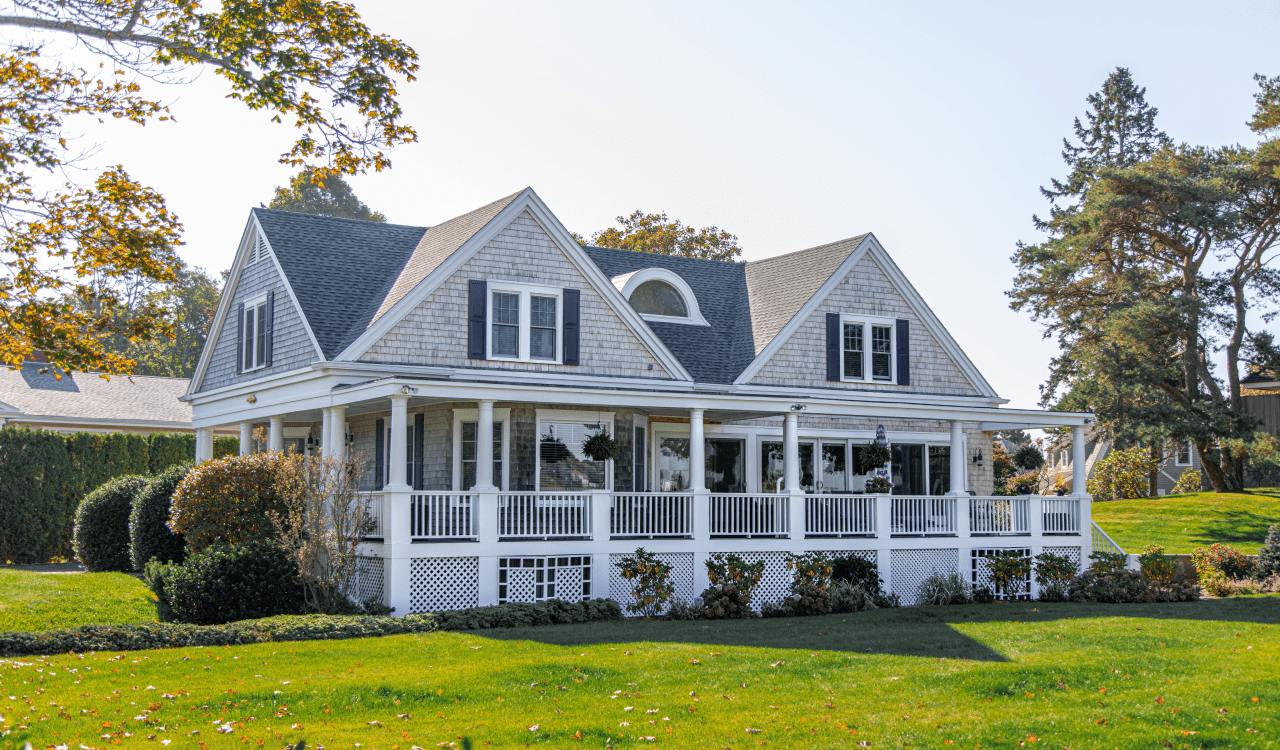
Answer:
xmin=1176 ymin=441 xmax=1193 ymax=466
xmin=241 ymin=294 xmax=269 ymax=372
xmin=611 ymin=267 xmax=710 ymax=326
xmin=841 ymin=314 xmax=895 ymax=383
xmin=535 ymin=409 xmax=614 ymax=491
xmin=452 ymin=408 xmax=511 ymax=490
xmin=487 ymin=282 xmax=563 ymax=363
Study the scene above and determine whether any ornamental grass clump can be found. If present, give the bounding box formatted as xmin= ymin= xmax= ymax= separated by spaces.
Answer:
xmin=169 ymin=453 xmax=284 ymax=552
xmin=614 ymin=547 xmax=674 ymax=617
xmin=699 ymin=553 xmax=765 ymax=619
xmin=917 ymin=570 xmax=971 ymax=605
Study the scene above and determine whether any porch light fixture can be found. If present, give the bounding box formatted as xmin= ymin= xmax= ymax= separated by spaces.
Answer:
xmin=400 ymin=385 xmax=418 ymax=395
xmin=790 ymin=404 xmax=807 ymax=412
xmin=972 ymin=448 xmax=984 ymax=466
xmin=246 ymin=394 xmax=257 ymax=404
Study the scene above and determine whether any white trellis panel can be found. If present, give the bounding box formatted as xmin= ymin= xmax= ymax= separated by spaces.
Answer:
xmin=719 ymin=551 xmax=793 ymax=607
xmin=609 ymin=552 xmax=695 ymax=608
xmin=353 ymin=556 xmax=385 ymax=605
xmin=498 ymin=556 xmax=593 ymax=604
xmin=891 ymin=548 xmax=960 ymax=606
xmin=409 ymin=556 xmax=480 ymax=613
xmin=1043 ymin=545 xmax=1082 ymax=567
xmin=970 ymin=548 xmax=1032 ymax=601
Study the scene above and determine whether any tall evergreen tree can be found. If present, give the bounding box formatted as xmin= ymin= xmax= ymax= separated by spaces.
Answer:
xmin=268 ymin=168 xmax=388 ymax=222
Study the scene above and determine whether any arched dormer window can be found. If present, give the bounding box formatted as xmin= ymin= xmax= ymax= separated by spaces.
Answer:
xmin=611 ymin=268 xmax=709 ymax=326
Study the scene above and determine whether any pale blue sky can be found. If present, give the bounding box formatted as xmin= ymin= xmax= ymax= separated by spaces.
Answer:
xmin=87 ymin=1 xmax=1279 ymax=408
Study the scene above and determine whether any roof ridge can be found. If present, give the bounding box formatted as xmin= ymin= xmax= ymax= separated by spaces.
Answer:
xmin=582 ymin=245 xmax=746 ymax=268
xmin=252 ymin=207 xmax=426 ymax=231
xmin=745 ymin=233 xmax=869 ymax=268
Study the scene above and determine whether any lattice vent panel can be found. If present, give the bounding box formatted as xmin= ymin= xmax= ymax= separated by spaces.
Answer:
xmin=891 ymin=548 xmax=959 ymax=606
xmin=499 ymin=556 xmax=592 ymax=604
xmin=608 ymin=553 xmax=695 ymax=609
xmin=409 ymin=556 xmax=479 ymax=613
xmin=352 ymin=556 xmax=385 ymax=606
xmin=1043 ymin=546 xmax=1083 ymax=569
xmin=722 ymin=552 xmax=792 ymax=607
xmin=970 ymin=548 xmax=1032 ymax=602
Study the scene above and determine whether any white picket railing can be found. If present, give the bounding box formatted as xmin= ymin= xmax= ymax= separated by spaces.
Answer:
xmin=891 ymin=496 xmax=957 ymax=535
xmin=1091 ymin=521 xmax=1126 ymax=555
xmin=361 ymin=492 xmax=384 ymax=538
xmin=410 ymin=492 xmax=476 ymax=540
xmin=709 ymin=493 xmax=789 ymax=537
xmin=969 ymin=496 xmax=1030 ymax=535
xmin=805 ymin=495 xmax=876 ymax=536
xmin=610 ymin=492 xmax=693 ymax=538
xmin=1041 ymin=497 xmax=1081 ymax=534
xmin=498 ymin=492 xmax=593 ymax=539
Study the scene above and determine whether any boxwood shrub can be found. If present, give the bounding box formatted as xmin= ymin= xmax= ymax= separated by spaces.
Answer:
xmin=170 ymin=453 xmax=284 ymax=552
xmin=163 ymin=542 xmax=305 ymax=625
xmin=73 ymin=475 xmax=150 ymax=572
xmin=130 ymin=464 xmax=191 ymax=570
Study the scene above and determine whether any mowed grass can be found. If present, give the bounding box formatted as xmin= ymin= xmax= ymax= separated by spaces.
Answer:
xmin=1092 ymin=489 xmax=1280 ymax=553
xmin=0 ymin=570 xmax=157 ymax=633
xmin=4 ymin=598 xmax=1279 ymax=749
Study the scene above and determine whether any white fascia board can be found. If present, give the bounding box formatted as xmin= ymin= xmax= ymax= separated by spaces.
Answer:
xmin=333 ymin=188 xmax=694 ymax=382
xmin=187 ymin=214 xmax=258 ymax=396
xmin=731 ymin=382 xmax=1008 ymax=408
xmin=314 ymin=360 xmax=697 ymax=392
xmin=9 ymin=415 xmax=197 ymax=430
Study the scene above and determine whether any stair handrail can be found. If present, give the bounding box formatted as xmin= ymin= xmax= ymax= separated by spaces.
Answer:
xmin=1090 ymin=520 xmax=1126 ymax=556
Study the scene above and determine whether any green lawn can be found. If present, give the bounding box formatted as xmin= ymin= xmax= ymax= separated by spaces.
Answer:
xmin=0 ymin=570 xmax=157 ymax=633
xmin=4 ymin=598 xmax=1279 ymax=749
xmin=1092 ymin=489 xmax=1280 ymax=553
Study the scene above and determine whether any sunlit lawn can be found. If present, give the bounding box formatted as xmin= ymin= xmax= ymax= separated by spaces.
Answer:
xmin=1092 ymin=489 xmax=1280 ymax=553
xmin=4 ymin=597 xmax=1279 ymax=749
xmin=0 ymin=570 xmax=156 ymax=633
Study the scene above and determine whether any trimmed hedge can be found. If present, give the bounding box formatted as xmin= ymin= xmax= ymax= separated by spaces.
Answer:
xmin=163 ymin=542 xmax=305 ymax=625
xmin=0 ymin=426 xmax=239 ymax=564
xmin=0 ymin=599 xmax=623 ymax=656
xmin=129 ymin=464 xmax=191 ymax=570
xmin=73 ymin=475 xmax=150 ymax=572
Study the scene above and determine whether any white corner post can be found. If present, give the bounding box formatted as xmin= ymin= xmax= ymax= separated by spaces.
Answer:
xmin=1072 ymin=423 xmax=1092 ymax=572
xmin=784 ymin=410 xmax=806 ymax=540
xmin=320 ymin=408 xmax=332 ymax=457
xmin=195 ymin=427 xmax=214 ymax=463
xmin=384 ymin=394 xmax=413 ymax=615
xmin=475 ymin=399 xmax=501 ymax=607
xmin=689 ymin=408 xmax=711 ymax=598
xmin=239 ymin=422 xmax=254 ymax=456
xmin=268 ymin=416 xmax=284 ymax=453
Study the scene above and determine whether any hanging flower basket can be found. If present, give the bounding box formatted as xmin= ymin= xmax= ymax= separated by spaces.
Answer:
xmin=858 ymin=442 xmax=893 ymax=473
xmin=582 ymin=427 xmax=624 ymax=462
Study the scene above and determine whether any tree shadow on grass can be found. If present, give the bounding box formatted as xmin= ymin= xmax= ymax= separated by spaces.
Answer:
xmin=480 ymin=596 xmax=1280 ymax=662
xmin=1191 ymin=510 xmax=1279 ymax=547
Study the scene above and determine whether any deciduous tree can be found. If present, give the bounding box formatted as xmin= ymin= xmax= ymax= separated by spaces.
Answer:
xmin=267 ymin=166 xmax=386 ymax=222
xmin=574 ymin=211 xmax=742 ymax=261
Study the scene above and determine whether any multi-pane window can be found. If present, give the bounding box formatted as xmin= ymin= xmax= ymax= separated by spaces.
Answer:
xmin=871 ymin=325 xmax=892 ymax=380
xmin=242 ymin=298 xmax=269 ymax=371
xmin=842 ymin=324 xmax=863 ymax=379
xmin=461 ymin=421 xmax=504 ymax=489
xmin=1176 ymin=442 xmax=1192 ymax=466
xmin=491 ymin=292 xmax=520 ymax=358
xmin=530 ymin=296 xmax=557 ymax=360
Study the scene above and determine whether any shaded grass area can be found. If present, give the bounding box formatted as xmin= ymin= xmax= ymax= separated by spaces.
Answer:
xmin=0 ymin=569 xmax=157 ymax=633
xmin=4 ymin=597 xmax=1278 ymax=749
xmin=1092 ymin=489 xmax=1280 ymax=553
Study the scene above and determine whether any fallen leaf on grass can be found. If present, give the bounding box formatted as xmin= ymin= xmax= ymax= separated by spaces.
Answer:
xmin=745 ymin=728 xmax=761 ymax=734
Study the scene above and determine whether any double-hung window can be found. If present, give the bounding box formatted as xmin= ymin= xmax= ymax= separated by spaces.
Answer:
xmin=841 ymin=315 xmax=894 ymax=382
xmin=487 ymin=283 xmax=562 ymax=363
xmin=241 ymin=295 xmax=270 ymax=372
xmin=1176 ymin=442 xmax=1193 ymax=466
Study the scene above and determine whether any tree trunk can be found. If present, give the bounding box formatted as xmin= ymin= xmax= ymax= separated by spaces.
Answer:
xmin=1149 ymin=442 xmax=1160 ymax=497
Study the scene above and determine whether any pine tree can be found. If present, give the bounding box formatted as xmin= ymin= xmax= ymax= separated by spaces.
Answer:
xmin=268 ymin=167 xmax=388 ymax=223
xmin=1259 ymin=524 xmax=1280 ymax=578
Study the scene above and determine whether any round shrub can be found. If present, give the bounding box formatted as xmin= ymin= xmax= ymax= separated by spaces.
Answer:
xmin=130 ymin=463 xmax=192 ymax=570
xmin=170 ymin=453 xmax=284 ymax=553
xmin=165 ymin=542 xmax=304 ymax=625
xmin=73 ymin=475 xmax=149 ymax=572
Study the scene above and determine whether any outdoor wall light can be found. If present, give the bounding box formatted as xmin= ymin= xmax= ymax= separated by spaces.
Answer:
xmin=972 ymin=448 xmax=984 ymax=466
xmin=400 ymin=385 xmax=418 ymax=395
xmin=246 ymin=394 xmax=257 ymax=404
xmin=790 ymin=404 xmax=807 ymax=412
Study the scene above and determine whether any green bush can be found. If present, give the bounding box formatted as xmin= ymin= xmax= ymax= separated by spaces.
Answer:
xmin=1087 ymin=446 xmax=1160 ymax=501
xmin=1256 ymin=525 xmax=1280 ymax=579
xmin=778 ymin=552 xmax=833 ymax=616
xmin=614 ymin=548 xmax=675 ymax=617
xmin=1191 ymin=543 xmax=1255 ymax=581
xmin=164 ymin=542 xmax=304 ymax=625
xmin=0 ymin=600 xmax=624 ymax=657
xmin=1068 ymin=569 xmax=1199 ymax=603
xmin=170 ymin=453 xmax=284 ymax=552
xmin=699 ymin=553 xmax=765 ymax=619
xmin=917 ymin=571 xmax=971 ymax=605
xmin=1138 ymin=544 xmax=1177 ymax=584
xmin=1170 ymin=467 xmax=1202 ymax=495
xmin=73 ymin=475 xmax=149 ymax=572
xmin=130 ymin=464 xmax=191 ymax=570
xmin=0 ymin=427 xmax=77 ymax=564
xmin=984 ymin=550 xmax=1031 ymax=599
xmin=971 ymin=586 xmax=995 ymax=604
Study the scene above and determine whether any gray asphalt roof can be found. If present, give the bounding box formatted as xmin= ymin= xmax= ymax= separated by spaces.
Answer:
xmin=744 ymin=234 xmax=867 ymax=355
xmin=0 ymin=363 xmax=193 ymax=424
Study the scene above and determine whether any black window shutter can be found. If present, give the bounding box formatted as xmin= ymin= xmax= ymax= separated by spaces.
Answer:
xmin=468 ymin=280 xmax=487 ymax=359
xmin=563 ymin=288 xmax=580 ymax=365
xmin=413 ymin=412 xmax=425 ymax=491
xmin=896 ymin=318 xmax=910 ymax=385
xmin=264 ymin=291 xmax=275 ymax=366
xmin=374 ymin=418 xmax=385 ymax=490
xmin=235 ymin=303 xmax=244 ymax=374
xmin=825 ymin=313 xmax=841 ymax=381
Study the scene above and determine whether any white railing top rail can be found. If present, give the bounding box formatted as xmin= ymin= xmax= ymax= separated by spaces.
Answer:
xmin=1091 ymin=521 xmax=1126 ymax=556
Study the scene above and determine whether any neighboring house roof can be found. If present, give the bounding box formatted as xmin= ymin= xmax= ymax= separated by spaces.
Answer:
xmin=743 ymin=235 xmax=868 ymax=355
xmin=1242 ymin=369 xmax=1280 ymax=390
xmin=0 ymin=363 xmax=194 ymax=428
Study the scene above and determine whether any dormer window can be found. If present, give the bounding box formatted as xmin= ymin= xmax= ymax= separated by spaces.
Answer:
xmin=612 ymin=268 xmax=709 ymax=326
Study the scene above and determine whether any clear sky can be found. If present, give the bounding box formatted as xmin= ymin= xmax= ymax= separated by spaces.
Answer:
xmin=79 ymin=1 xmax=1280 ymax=408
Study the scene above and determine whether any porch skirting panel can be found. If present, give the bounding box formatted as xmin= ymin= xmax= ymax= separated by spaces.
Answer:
xmin=891 ymin=548 xmax=959 ymax=606
xmin=354 ymin=556 xmax=386 ymax=606
xmin=410 ymin=557 xmax=480 ymax=613
xmin=608 ymin=552 xmax=695 ymax=608
xmin=969 ymin=548 xmax=1032 ymax=602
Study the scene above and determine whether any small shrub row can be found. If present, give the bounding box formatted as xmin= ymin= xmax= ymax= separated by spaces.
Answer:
xmin=71 ymin=465 xmax=191 ymax=573
xmin=0 ymin=599 xmax=623 ymax=657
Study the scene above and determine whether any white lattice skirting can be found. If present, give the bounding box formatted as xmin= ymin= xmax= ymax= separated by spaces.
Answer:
xmin=892 ymin=548 xmax=959 ymax=606
xmin=499 ymin=556 xmax=593 ymax=604
xmin=353 ymin=556 xmax=385 ymax=606
xmin=410 ymin=557 xmax=479 ymax=613
xmin=970 ymin=548 xmax=1032 ymax=601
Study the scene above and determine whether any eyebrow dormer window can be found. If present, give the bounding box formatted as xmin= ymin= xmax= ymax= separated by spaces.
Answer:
xmin=629 ymin=280 xmax=688 ymax=318
xmin=612 ymin=267 xmax=710 ymax=326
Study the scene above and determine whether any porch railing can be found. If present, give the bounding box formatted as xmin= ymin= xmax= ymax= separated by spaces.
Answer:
xmin=498 ymin=492 xmax=593 ymax=539
xmin=969 ymin=496 xmax=1030 ymax=535
xmin=1042 ymin=497 xmax=1081 ymax=534
xmin=891 ymin=496 xmax=957 ymax=535
xmin=709 ymin=493 xmax=789 ymax=537
xmin=805 ymin=495 xmax=876 ymax=536
xmin=410 ymin=492 xmax=476 ymax=541
xmin=362 ymin=491 xmax=384 ymax=539
xmin=610 ymin=492 xmax=693 ymax=538
xmin=1091 ymin=520 xmax=1126 ymax=556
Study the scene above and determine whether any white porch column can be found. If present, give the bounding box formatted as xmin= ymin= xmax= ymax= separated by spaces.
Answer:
xmin=239 ymin=422 xmax=254 ymax=456
xmin=268 ymin=416 xmax=284 ymax=453
xmin=783 ymin=411 xmax=800 ymax=492
xmin=320 ymin=408 xmax=332 ymax=457
xmin=689 ymin=409 xmax=706 ymax=491
xmin=474 ymin=399 xmax=496 ymax=490
xmin=474 ymin=398 xmax=501 ymax=606
xmin=384 ymin=394 xmax=413 ymax=615
xmin=387 ymin=395 xmax=410 ymax=489
xmin=690 ymin=409 xmax=710 ymax=596
xmin=195 ymin=427 xmax=214 ymax=463
xmin=331 ymin=405 xmax=348 ymax=463
xmin=948 ymin=420 xmax=967 ymax=495
xmin=1071 ymin=425 xmax=1088 ymax=496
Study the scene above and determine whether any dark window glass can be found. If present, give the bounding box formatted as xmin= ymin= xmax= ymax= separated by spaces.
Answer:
xmin=530 ymin=295 xmax=557 ymax=360
xmin=759 ymin=441 xmax=814 ymax=492
xmin=492 ymin=293 xmax=519 ymax=357
xmin=843 ymin=323 xmax=863 ymax=379
xmin=461 ymin=421 xmax=503 ymax=489
xmin=633 ymin=426 xmax=646 ymax=491
xmin=891 ymin=443 xmax=925 ymax=495
xmin=629 ymin=280 xmax=688 ymax=317
xmin=539 ymin=422 xmax=606 ymax=490
xmin=928 ymin=445 xmax=951 ymax=495
xmin=871 ymin=325 xmax=892 ymax=380
xmin=821 ymin=442 xmax=846 ymax=493
xmin=255 ymin=302 xmax=267 ymax=367
xmin=706 ymin=439 xmax=745 ymax=493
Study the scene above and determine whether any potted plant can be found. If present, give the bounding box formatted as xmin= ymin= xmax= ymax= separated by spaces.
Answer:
xmin=858 ymin=442 xmax=893 ymax=474
xmin=581 ymin=427 xmax=624 ymax=462
xmin=865 ymin=476 xmax=894 ymax=494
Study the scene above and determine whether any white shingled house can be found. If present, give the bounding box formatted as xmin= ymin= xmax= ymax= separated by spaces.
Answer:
xmin=183 ymin=188 xmax=1097 ymax=610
